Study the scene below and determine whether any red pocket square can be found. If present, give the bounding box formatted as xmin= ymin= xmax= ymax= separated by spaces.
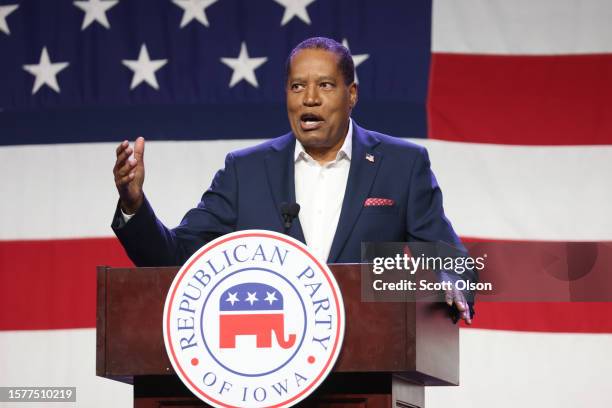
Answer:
xmin=364 ymin=197 xmax=395 ymax=207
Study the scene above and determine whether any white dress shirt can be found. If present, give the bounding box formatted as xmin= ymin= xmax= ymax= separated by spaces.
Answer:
xmin=294 ymin=119 xmax=352 ymax=262
xmin=122 ymin=120 xmax=354 ymax=263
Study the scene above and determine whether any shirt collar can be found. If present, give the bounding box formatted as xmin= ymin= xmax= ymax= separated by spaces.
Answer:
xmin=294 ymin=118 xmax=353 ymax=163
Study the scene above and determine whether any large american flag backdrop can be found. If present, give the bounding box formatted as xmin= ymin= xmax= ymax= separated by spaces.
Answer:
xmin=1 ymin=0 xmax=611 ymax=406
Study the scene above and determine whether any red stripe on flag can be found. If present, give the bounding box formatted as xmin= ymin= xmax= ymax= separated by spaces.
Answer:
xmin=463 ymin=302 xmax=612 ymax=333
xmin=0 ymin=238 xmax=132 ymax=330
xmin=1 ymin=238 xmax=611 ymax=333
xmin=428 ymin=53 xmax=612 ymax=145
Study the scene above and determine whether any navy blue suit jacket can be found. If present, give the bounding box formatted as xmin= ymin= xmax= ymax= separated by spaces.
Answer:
xmin=113 ymin=123 xmax=465 ymax=269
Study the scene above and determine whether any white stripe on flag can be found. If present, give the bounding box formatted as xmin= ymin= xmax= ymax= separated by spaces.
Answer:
xmin=3 ymin=140 xmax=612 ymax=241
xmin=432 ymin=0 xmax=612 ymax=55
xmin=0 ymin=328 xmax=132 ymax=408
xmin=418 ymin=139 xmax=612 ymax=241
xmin=1 ymin=328 xmax=611 ymax=408
xmin=426 ymin=328 xmax=612 ymax=407
xmin=0 ymin=140 xmax=260 ymax=240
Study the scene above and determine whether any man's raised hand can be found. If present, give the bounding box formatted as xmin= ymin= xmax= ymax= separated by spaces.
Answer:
xmin=113 ymin=137 xmax=145 ymax=214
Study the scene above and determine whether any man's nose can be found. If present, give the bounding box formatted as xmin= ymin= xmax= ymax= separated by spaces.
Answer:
xmin=303 ymin=85 xmax=321 ymax=106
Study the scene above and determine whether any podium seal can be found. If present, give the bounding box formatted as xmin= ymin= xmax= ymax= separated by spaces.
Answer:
xmin=163 ymin=230 xmax=345 ymax=408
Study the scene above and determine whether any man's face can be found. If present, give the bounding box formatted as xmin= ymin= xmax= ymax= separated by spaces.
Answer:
xmin=286 ymin=49 xmax=357 ymax=155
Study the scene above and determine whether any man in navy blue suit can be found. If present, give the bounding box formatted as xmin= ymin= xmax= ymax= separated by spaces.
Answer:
xmin=112 ymin=37 xmax=474 ymax=323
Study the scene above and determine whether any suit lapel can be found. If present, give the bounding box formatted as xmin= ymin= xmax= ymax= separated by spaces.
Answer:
xmin=264 ymin=133 xmax=306 ymax=244
xmin=328 ymin=124 xmax=382 ymax=263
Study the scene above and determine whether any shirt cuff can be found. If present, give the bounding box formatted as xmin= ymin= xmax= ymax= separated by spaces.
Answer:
xmin=121 ymin=208 xmax=135 ymax=223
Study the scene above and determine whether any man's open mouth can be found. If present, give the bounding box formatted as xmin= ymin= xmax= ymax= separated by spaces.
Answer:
xmin=300 ymin=113 xmax=324 ymax=131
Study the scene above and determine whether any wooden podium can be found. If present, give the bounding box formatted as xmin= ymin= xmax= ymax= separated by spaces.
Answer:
xmin=97 ymin=265 xmax=459 ymax=407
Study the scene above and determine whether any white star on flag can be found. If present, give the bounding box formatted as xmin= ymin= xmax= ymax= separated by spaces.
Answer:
xmin=121 ymin=44 xmax=168 ymax=90
xmin=245 ymin=292 xmax=259 ymax=305
xmin=264 ymin=291 xmax=278 ymax=305
xmin=0 ymin=4 xmax=19 ymax=35
xmin=172 ymin=0 xmax=218 ymax=28
xmin=22 ymin=47 xmax=70 ymax=95
xmin=225 ymin=292 xmax=239 ymax=306
xmin=220 ymin=42 xmax=268 ymax=88
xmin=342 ymin=39 xmax=369 ymax=85
xmin=273 ymin=0 xmax=316 ymax=26
xmin=73 ymin=0 xmax=119 ymax=30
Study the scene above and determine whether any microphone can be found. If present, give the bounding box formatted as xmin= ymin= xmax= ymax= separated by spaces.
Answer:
xmin=280 ymin=202 xmax=300 ymax=230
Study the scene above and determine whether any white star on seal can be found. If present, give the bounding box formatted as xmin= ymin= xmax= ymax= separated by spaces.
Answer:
xmin=220 ymin=42 xmax=267 ymax=88
xmin=73 ymin=0 xmax=119 ymax=30
xmin=245 ymin=292 xmax=259 ymax=306
xmin=264 ymin=291 xmax=278 ymax=305
xmin=273 ymin=0 xmax=316 ymax=26
xmin=342 ymin=39 xmax=369 ymax=85
xmin=0 ymin=4 xmax=19 ymax=35
xmin=225 ymin=292 xmax=239 ymax=306
xmin=121 ymin=44 xmax=168 ymax=90
xmin=172 ymin=0 xmax=218 ymax=28
xmin=22 ymin=47 xmax=70 ymax=94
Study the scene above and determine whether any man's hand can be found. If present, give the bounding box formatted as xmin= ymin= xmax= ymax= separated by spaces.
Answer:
xmin=113 ymin=137 xmax=145 ymax=214
xmin=445 ymin=286 xmax=472 ymax=325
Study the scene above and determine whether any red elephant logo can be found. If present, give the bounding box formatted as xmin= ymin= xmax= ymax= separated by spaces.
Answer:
xmin=218 ymin=282 xmax=296 ymax=349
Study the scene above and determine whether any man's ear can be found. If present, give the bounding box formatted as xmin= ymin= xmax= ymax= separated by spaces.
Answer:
xmin=349 ymin=82 xmax=358 ymax=109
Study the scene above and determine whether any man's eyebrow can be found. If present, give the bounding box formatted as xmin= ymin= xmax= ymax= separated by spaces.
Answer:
xmin=288 ymin=76 xmax=305 ymax=82
xmin=317 ymin=76 xmax=337 ymax=82
xmin=288 ymin=75 xmax=337 ymax=82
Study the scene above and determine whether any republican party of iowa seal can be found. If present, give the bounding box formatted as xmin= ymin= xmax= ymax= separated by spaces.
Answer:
xmin=163 ymin=230 xmax=345 ymax=408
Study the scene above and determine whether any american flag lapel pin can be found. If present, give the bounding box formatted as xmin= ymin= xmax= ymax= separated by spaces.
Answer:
xmin=365 ymin=153 xmax=374 ymax=163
